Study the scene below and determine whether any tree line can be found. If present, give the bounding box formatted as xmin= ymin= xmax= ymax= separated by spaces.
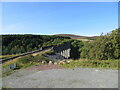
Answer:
xmin=80 ymin=28 xmax=120 ymax=60
xmin=2 ymin=28 xmax=120 ymax=60
xmin=2 ymin=34 xmax=71 ymax=55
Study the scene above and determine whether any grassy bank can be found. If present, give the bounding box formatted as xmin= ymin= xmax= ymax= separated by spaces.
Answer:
xmin=62 ymin=59 xmax=119 ymax=70
xmin=0 ymin=54 xmax=19 ymax=59
xmin=2 ymin=49 xmax=52 ymax=77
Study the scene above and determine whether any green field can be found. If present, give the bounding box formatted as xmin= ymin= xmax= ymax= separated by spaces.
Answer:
xmin=62 ymin=59 xmax=120 ymax=70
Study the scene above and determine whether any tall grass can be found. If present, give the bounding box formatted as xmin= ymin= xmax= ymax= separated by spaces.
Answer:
xmin=2 ymin=50 xmax=52 ymax=76
xmin=15 ymin=53 xmax=51 ymax=69
xmin=62 ymin=59 xmax=119 ymax=70
xmin=0 ymin=54 xmax=19 ymax=59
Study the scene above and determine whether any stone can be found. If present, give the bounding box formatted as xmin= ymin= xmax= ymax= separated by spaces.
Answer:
xmin=54 ymin=62 xmax=57 ymax=65
xmin=42 ymin=61 xmax=47 ymax=64
xmin=59 ymin=61 xmax=66 ymax=65
xmin=48 ymin=61 xmax=53 ymax=65
xmin=66 ymin=60 xmax=73 ymax=64
xmin=52 ymin=43 xmax=71 ymax=59
xmin=66 ymin=60 xmax=71 ymax=64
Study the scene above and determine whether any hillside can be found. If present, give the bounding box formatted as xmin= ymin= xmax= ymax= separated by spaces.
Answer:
xmin=55 ymin=34 xmax=98 ymax=40
xmin=1 ymin=35 xmax=71 ymax=55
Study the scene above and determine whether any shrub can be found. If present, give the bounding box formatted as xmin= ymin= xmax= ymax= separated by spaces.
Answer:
xmin=18 ymin=55 xmax=33 ymax=64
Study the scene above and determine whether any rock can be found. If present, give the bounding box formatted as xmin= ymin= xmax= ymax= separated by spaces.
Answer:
xmin=54 ymin=62 xmax=57 ymax=65
xmin=42 ymin=61 xmax=47 ymax=64
xmin=66 ymin=60 xmax=71 ymax=64
xmin=48 ymin=61 xmax=53 ymax=65
xmin=59 ymin=61 xmax=66 ymax=65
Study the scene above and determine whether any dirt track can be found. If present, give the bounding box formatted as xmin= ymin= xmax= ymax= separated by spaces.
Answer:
xmin=2 ymin=65 xmax=118 ymax=88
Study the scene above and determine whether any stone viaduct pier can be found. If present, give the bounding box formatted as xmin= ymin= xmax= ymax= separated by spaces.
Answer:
xmin=44 ymin=42 xmax=71 ymax=61
xmin=52 ymin=42 xmax=71 ymax=59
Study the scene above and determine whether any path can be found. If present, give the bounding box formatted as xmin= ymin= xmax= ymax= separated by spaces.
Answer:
xmin=2 ymin=65 xmax=118 ymax=88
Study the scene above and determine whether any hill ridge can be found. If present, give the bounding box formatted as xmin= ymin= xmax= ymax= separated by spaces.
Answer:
xmin=55 ymin=34 xmax=98 ymax=39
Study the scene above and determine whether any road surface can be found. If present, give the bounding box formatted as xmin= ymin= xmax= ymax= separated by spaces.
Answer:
xmin=2 ymin=65 xmax=118 ymax=88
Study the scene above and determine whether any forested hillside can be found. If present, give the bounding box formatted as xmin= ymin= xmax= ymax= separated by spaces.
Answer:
xmin=2 ymin=35 xmax=71 ymax=55
xmin=2 ymin=28 xmax=120 ymax=60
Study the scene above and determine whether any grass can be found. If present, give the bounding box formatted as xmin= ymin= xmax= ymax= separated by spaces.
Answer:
xmin=2 ymin=49 xmax=53 ymax=77
xmin=2 ymin=48 xmax=119 ymax=77
xmin=2 ymin=58 xmax=18 ymax=66
xmin=2 ymin=69 xmax=14 ymax=77
xmin=2 ymin=62 xmax=41 ymax=77
xmin=0 ymin=64 xmax=2 ymax=78
xmin=44 ymin=50 xmax=54 ymax=55
xmin=0 ymin=54 xmax=19 ymax=59
xmin=61 ymin=59 xmax=119 ymax=70
xmin=77 ymin=39 xmax=89 ymax=41
xmin=1 ymin=49 xmax=52 ymax=59
xmin=1 ymin=86 xmax=12 ymax=90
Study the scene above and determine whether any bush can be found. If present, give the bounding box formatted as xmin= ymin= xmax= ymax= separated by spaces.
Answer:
xmin=32 ymin=54 xmax=50 ymax=63
xmin=18 ymin=55 xmax=33 ymax=64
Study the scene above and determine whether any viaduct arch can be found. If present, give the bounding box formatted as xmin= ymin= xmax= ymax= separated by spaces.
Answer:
xmin=52 ymin=42 xmax=71 ymax=59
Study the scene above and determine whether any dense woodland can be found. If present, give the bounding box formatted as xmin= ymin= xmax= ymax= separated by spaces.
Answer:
xmin=1 ymin=28 xmax=120 ymax=60
xmin=2 ymin=35 xmax=71 ymax=55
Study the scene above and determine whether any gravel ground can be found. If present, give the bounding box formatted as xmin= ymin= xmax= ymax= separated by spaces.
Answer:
xmin=2 ymin=66 xmax=118 ymax=88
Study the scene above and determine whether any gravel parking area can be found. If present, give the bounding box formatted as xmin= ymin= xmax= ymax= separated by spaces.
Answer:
xmin=2 ymin=65 xmax=118 ymax=88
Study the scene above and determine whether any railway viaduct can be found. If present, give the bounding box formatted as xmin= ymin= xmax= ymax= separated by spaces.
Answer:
xmin=52 ymin=42 xmax=71 ymax=59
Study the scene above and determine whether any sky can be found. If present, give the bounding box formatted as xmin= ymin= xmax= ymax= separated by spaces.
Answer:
xmin=2 ymin=2 xmax=118 ymax=36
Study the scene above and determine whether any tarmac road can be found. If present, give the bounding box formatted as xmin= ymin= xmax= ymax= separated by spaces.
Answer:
xmin=2 ymin=67 xmax=118 ymax=88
